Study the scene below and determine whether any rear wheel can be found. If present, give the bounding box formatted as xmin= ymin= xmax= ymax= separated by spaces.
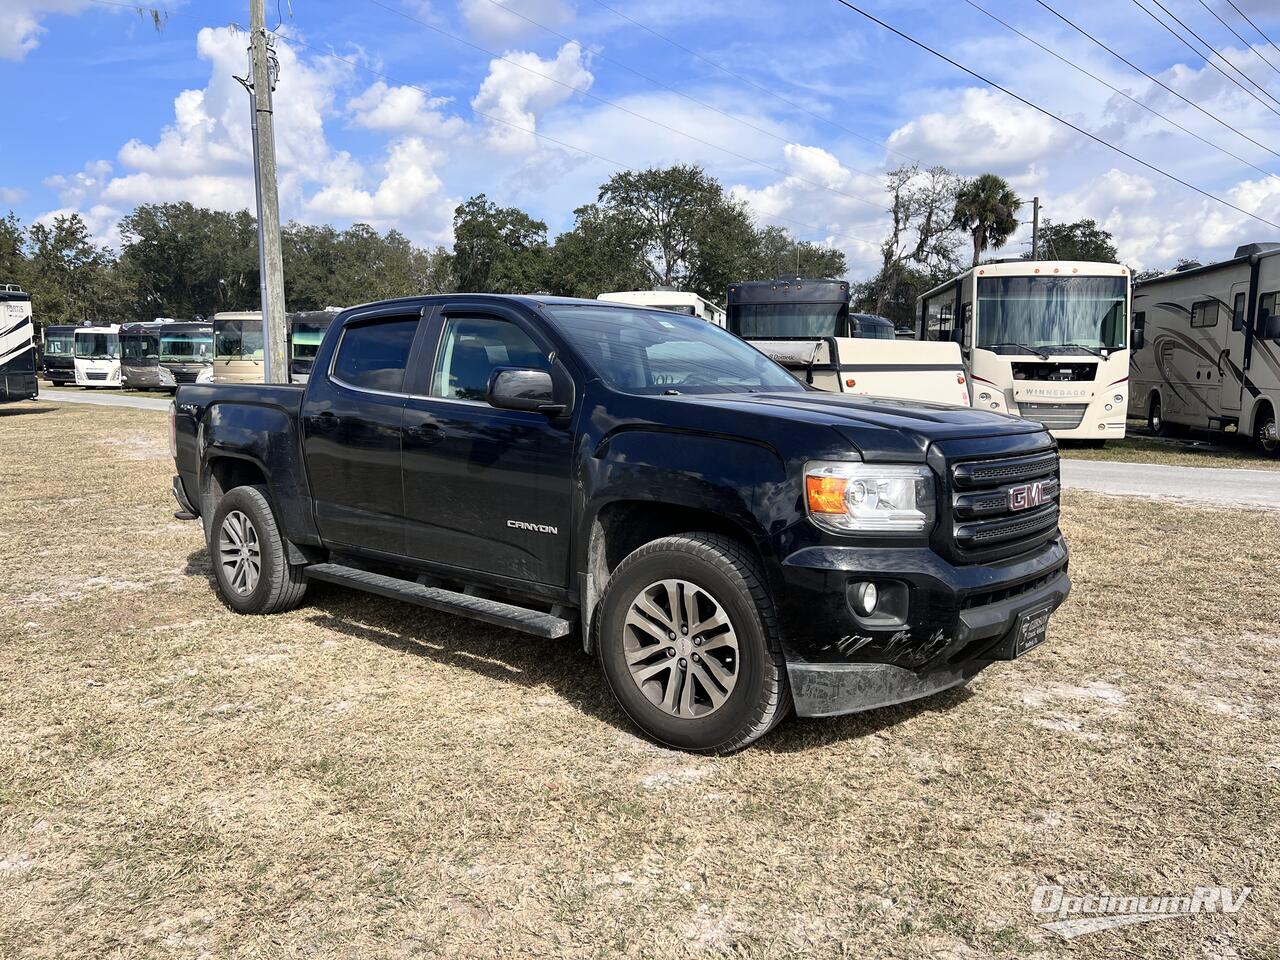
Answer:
xmin=209 ymin=484 xmax=308 ymax=614
xmin=596 ymin=533 xmax=791 ymax=753
xmin=1257 ymin=407 xmax=1279 ymax=457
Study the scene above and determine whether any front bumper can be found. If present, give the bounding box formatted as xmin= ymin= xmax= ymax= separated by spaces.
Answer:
xmin=774 ymin=537 xmax=1070 ymax=717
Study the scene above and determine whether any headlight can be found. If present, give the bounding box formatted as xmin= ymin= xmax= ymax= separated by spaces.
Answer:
xmin=805 ymin=462 xmax=936 ymax=535
xmin=197 ymin=368 xmax=213 ymax=383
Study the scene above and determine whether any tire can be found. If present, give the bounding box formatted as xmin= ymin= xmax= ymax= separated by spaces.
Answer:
xmin=1148 ymin=395 xmax=1168 ymax=436
xmin=1257 ymin=408 xmax=1279 ymax=458
xmin=208 ymin=484 xmax=308 ymax=615
xmin=595 ymin=532 xmax=792 ymax=754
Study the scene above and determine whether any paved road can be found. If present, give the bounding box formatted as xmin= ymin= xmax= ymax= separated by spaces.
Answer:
xmin=1060 ymin=458 xmax=1280 ymax=509
xmin=38 ymin=388 xmax=172 ymax=412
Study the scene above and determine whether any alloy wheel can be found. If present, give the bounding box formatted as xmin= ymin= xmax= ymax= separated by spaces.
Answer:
xmin=218 ymin=509 xmax=262 ymax=597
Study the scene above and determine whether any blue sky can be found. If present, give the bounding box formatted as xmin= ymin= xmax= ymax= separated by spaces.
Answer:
xmin=4 ymin=0 xmax=1280 ymax=275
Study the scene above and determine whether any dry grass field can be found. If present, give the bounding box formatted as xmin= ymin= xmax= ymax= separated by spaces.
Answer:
xmin=1 ymin=400 xmax=1278 ymax=960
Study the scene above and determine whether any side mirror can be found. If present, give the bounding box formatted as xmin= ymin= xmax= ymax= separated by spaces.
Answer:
xmin=950 ymin=328 xmax=965 ymax=346
xmin=1132 ymin=328 xmax=1145 ymax=350
xmin=487 ymin=367 xmax=564 ymax=416
xmin=1263 ymin=314 xmax=1280 ymax=341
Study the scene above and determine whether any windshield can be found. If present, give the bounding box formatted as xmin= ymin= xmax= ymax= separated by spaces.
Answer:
xmin=543 ymin=304 xmax=804 ymax=395
xmin=43 ymin=333 xmax=74 ymax=356
xmin=977 ymin=276 xmax=1128 ymax=351
xmin=290 ymin=323 xmax=327 ymax=363
xmin=215 ymin=320 xmax=264 ymax=360
xmin=122 ymin=334 xmax=158 ymax=364
xmin=729 ymin=302 xmax=848 ymax=338
xmin=75 ymin=332 xmax=118 ymax=360
xmin=160 ymin=331 xmax=211 ymax=363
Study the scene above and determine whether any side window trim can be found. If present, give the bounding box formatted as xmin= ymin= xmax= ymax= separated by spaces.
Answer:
xmin=1190 ymin=299 xmax=1219 ymax=329
xmin=327 ymin=312 xmax=423 ymax=398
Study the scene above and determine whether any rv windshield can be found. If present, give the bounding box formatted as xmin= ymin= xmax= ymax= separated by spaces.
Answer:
xmin=75 ymin=332 xmax=119 ymax=360
xmin=290 ymin=322 xmax=327 ymax=363
xmin=544 ymin=304 xmax=803 ymax=395
xmin=729 ymin=302 xmax=848 ymax=338
xmin=977 ymin=276 xmax=1127 ymax=351
xmin=43 ymin=333 xmax=74 ymax=356
xmin=215 ymin=320 xmax=264 ymax=360
xmin=160 ymin=331 xmax=211 ymax=362
xmin=122 ymin=334 xmax=159 ymax=363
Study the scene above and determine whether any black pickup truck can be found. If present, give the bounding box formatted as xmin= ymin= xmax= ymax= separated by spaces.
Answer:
xmin=171 ymin=294 xmax=1069 ymax=752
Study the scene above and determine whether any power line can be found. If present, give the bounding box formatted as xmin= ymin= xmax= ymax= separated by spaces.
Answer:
xmin=1195 ymin=0 xmax=1280 ymax=81
xmin=584 ymin=0 xmax=924 ymax=168
xmin=1223 ymin=0 xmax=1280 ymax=63
xmin=1131 ymin=0 xmax=1280 ymax=116
xmin=962 ymin=0 xmax=1280 ymax=184
xmin=1034 ymin=0 xmax=1280 ymax=164
xmin=830 ymin=0 xmax=1280 ymax=231
xmin=363 ymin=0 xmax=896 ymax=217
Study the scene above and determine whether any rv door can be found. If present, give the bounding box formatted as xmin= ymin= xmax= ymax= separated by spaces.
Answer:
xmin=1221 ymin=283 xmax=1248 ymax=413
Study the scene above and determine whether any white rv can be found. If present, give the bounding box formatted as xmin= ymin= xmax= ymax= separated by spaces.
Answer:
xmin=597 ymin=290 xmax=726 ymax=327
xmin=1130 ymin=242 xmax=1280 ymax=455
xmin=73 ymin=324 xmax=122 ymax=387
xmin=728 ymin=278 xmax=971 ymax=407
xmin=916 ymin=261 xmax=1131 ymax=442
xmin=0 ymin=284 xmax=37 ymax=403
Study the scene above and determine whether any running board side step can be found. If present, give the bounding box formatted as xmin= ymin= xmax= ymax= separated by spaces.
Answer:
xmin=303 ymin=563 xmax=574 ymax=639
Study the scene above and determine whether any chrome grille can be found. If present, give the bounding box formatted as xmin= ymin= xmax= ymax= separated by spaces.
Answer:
xmin=1017 ymin=402 xmax=1087 ymax=431
xmin=945 ymin=449 xmax=1061 ymax=563
xmin=85 ymin=371 xmax=107 ymax=381
xmin=172 ymin=369 xmax=201 ymax=383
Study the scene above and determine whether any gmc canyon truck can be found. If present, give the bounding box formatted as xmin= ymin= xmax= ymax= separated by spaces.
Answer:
xmin=171 ymin=295 xmax=1070 ymax=752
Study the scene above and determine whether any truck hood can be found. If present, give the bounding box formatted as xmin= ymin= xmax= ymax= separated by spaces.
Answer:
xmin=675 ymin=390 xmax=1045 ymax=462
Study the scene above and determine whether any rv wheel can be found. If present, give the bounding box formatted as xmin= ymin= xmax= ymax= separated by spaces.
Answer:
xmin=1148 ymin=396 xmax=1168 ymax=436
xmin=1258 ymin=409 xmax=1279 ymax=457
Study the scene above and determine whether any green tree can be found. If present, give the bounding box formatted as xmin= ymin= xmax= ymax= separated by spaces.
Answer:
xmin=116 ymin=202 xmax=258 ymax=318
xmin=545 ymin=202 xmax=650 ymax=298
xmin=874 ymin=164 xmax=963 ymax=314
xmin=0 ymin=212 xmax=26 ymax=287
xmin=593 ymin=164 xmax=758 ymax=302
xmin=451 ymin=195 xmax=549 ymax=294
xmin=24 ymin=213 xmax=124 ymax=325
xmin=1029 ymin=218 xmax=1118 ymax=262
xmin=952 ymin=173 xmax=1021 ymax=266
xmin=746 ymin=225 xmax=847 ymax=282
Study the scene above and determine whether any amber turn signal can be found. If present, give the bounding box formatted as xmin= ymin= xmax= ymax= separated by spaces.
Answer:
xmin=806 ymin=475 xmax=848 ymax=514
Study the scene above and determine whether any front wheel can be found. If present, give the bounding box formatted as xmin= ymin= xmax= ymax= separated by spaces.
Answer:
xmin=596 ymin=533 xmax=792 ymax=753
xmin=1148 ymin=395 xmax=1168 ymax=436
xmin=209 ymin=484 xmax=308 ymax=614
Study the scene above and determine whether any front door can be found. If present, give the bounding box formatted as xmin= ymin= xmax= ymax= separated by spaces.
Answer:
xmin=1222 ymin=283 xmax=1249 ymax=413
xmin=302 ymin=312 xmax=422 ymax=555
xmin=401 ymin=307 xmax=575 ymax=586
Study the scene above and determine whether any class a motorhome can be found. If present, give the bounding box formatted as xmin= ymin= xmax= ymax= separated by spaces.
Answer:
xmin=74 ymin=323 xmax=122 ymax=387
xmin=213 ymin=309 xmax=338 ymax=383
xmin=728 ymin=277 xmax=972 ymax=407
xmin=121 ymin=320 xmax=214 ymax=390
xmin=597 ymin=290 xmax=727 ymax=327
xmin=0 ymin=284 xmax=37 ymax=403
xmin=41 ymin=324 xmax=78 ymax=385
xmin=1131 ymin=241 xmax=1280 ymax=454
xmin=916 ymin=261 xmax=1131 ymax=442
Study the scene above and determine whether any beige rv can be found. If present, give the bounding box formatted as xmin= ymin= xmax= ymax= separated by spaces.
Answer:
xmin=1131 ymin=242 xmax=1280 ymax=455
xmin=212 ymin=311 xmax=266 ymax=383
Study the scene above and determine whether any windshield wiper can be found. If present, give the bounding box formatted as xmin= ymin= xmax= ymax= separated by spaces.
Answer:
xmin=1042 ymin=343 xmax=1106 ymax=358
xmin=986 ymin=341 xmax=1051 ymax=359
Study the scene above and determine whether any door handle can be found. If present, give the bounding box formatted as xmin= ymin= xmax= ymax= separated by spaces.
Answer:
xmin=309 ymin=411 xmax=339 ymax=433
xmin=406 ymin=422 xmax=445 ymax=444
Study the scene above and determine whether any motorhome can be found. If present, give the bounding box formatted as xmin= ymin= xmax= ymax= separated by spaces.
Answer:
xmin=213 ymin=309 xmax=338 ymax=383
xmin=121 ymin=322 xmax=164 ymax=388
xmin=727 ymin=277 xmax=971 ymax=407
xmin=157 ymin=320 xmax=213 ymax=387
xmin=41 ymin=324 xmax=77 ymax=385
xmin=916 ymin=261 xmax=1131 ymax=442
xmin=0 ymin=284 xmax=37 ymax=403
xmin=1130 ymin=242 xmax=1280 ymax=455
xmin=73 ymin=323 xmax=122 ymax=387
xmin=597 ymin=290 xmax=726 ymax=326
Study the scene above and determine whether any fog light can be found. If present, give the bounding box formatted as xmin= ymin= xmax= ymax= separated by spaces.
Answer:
xmin=1113 ymin=394 xmax=1123 ymax=403
xmin=1105 ymin=403 xmax=1113 ymax=411
xmin=990 ymin=402 xmax=999 ymax=409
xmin=851 ymin=581 xmax=878 ymax=616
xmin=1098 ymin=423 xmax=1106 ymax=431
xmin=978 ymin=392 xmax=990 ymax=401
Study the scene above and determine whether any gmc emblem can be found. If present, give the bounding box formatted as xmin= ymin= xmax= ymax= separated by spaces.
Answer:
xmin=1008 ymin=480 xmax=1049 ymax=512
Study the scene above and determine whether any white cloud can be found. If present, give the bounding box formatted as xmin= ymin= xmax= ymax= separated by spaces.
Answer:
xmin=0 ymin=0 xmax=93 ymax=61
xmin=348 ymin=80 xmax=465 ymax=139
xmin=471 ymin=41 xmax=593 ymax=152
xmin=0 ymin=187 xmax=26 ymax=205
xmin=887 ymin=88 xmax=1068 ymax=173
xmin=459 ymin=0 xmax=575 ymax=45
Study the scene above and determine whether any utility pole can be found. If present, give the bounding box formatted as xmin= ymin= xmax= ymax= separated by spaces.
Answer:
xmin=246 ymin=0 xmax=288 ymax=383
xmin=1031 ymin=196 xmax=1040 ymax=262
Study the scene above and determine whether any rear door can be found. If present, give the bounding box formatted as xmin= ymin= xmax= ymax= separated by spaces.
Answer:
xmin=400 ymin=303 xmax=576 ymax=586
xmin=301 ymin=309 xmax=425 ymax=555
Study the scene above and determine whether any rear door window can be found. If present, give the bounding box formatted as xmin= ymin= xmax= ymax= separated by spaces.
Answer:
xmin=332 ymin=317 xmax=420 ymax=394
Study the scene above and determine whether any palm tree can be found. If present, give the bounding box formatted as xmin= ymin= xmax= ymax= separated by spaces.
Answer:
xmin=952 ymin=174 xmax=1021 ymax=266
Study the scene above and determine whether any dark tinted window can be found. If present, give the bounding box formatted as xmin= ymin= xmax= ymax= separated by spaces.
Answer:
xmin=1233 ymin=293 xmax=1246 ymax=332
xmin=333 ymin=317 xmax=419 ymax=393
xmin=1190 ymin=300 xmax=1218 ymax=328
xmin=431 ymin=316 xmax=549 ymax=401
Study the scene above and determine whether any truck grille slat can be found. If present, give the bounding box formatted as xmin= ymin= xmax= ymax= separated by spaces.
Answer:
xmin=941 ymin=446 xmax=1061 ymax=563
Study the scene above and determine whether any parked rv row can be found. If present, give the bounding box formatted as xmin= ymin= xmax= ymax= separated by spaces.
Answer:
xmin=33 ymin=310 xmax=338 ymax=391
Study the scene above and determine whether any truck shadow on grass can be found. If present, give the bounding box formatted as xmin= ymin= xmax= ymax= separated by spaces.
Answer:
xmin=182 ymin=548 xmax=976 ymax=753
